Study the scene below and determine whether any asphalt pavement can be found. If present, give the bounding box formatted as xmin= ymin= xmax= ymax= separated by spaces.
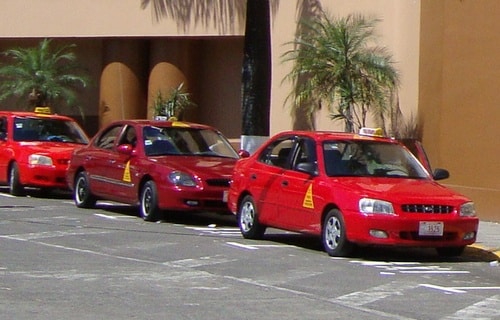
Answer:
xmin=471 ymin=220 xmax=500 ymax=263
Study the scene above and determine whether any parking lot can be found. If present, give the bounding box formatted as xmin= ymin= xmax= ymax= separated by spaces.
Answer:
xmin=1 ymin=190 xmax=499 ymax=320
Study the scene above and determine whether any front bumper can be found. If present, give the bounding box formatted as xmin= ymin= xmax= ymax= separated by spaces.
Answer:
xmin=19 ymin=163 xmax=70 ymax=189
xmin=157 ymin=185 xmax=230 ymax=213
xmin=344 ymin=211 xmax=479 ymax=247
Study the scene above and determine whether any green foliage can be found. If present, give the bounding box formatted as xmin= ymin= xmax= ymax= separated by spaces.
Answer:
xmin=152 ymin=83 xmax=196 ymax=120
xmin=282 ymin=11 xmax=400 ymax=132
xmin=0 ymin=38 xmax=89 ymax=117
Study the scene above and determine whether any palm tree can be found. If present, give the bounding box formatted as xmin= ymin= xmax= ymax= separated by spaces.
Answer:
xmin=0 ymin=38 xmax=89 ymax=117
xmin=282 ymin=11 xmax=399 ymax=133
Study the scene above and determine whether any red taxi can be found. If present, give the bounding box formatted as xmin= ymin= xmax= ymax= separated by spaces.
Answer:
xmin=66 ymin=119 xmax=241 ymax=221
xmin=227 ymin=129 xmax=479 ymax=257
xmin=0 ymin=109 xmax=89 ymax=195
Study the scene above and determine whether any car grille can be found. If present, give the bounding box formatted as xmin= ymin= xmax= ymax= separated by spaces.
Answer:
xmin=206 ymin=178 xmax=231 ymax=187
xmin=401 ymin=204 xmax=453 ymax=214
xmin=400 ymin=231 xmax=458 ymax=241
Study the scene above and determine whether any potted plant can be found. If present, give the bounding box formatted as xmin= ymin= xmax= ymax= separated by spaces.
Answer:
xmin=152 ymin=83 xmax=196 ymax=121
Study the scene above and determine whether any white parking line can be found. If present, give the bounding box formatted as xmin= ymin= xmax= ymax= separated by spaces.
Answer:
xmin=420 ymin=284 xmax=500 ymax=293
xmin=226 ymin=242 xmax=298 ymax=250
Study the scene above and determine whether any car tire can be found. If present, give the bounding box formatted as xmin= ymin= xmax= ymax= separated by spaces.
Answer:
xmin=237 ymin=195 xmax=266 ymax=239
xmin=74 ymin=171 xmax=97 ymax=208
xmin=9 ymin=162 xmax=25 ymax=196
xmin=140 ymin=180 xmax=160 ymax=222
xmin=436 ymin=246 xmax=465 ymax=257
xmin=322 ymin=208 xmax=354 ymax=257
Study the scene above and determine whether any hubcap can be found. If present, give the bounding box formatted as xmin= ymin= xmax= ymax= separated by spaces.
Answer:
xmin=325 ymin=216 xmax=341 ymax=250
xmin=240 ymin=201 xmax=254 ymax=232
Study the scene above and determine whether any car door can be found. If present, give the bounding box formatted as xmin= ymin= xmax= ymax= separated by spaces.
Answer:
xmin=86 ymin=124 xmax=125 ymax=196
xmin=276 ymin=137 xmax=320 ymax=232
xmin=249 ymin=137 xmax=295 ymax=225
xmin=0 ymin=116 xmax=9 ymax=183
xmin=108 ymin=124 xmax=138 ymax=201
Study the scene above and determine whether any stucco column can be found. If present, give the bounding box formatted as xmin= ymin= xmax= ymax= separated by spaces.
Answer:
xmin=99 ymin=39 xmax=148 ymax=128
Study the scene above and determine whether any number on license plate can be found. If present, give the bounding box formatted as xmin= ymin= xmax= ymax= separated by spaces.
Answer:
xmin=222 ymin=190 xmax=228 ymax=203
xmin=418 ymin=221 xmax=444 ymax=236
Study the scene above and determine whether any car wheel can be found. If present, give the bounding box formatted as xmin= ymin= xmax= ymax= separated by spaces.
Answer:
xmin=140 ymin=180 xmax=160 ymax=222
xmin=9 ymin=162 xmax=25 ymax=196
xmin=436 ymin=246 xmax=465 ymax=257
xmin=74 ymin=171 xmax=97 ymax=208
xmin=237 ymin=195 xmax=266 ymax=239
xmin=322 ymin=208 xmax=353 ymax=257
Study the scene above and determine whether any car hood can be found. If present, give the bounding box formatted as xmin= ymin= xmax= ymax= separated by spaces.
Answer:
xmin=334 ymin=177 xmax=470 ymax=204
xmin=151 ymin=156 xmax=237 ymax=178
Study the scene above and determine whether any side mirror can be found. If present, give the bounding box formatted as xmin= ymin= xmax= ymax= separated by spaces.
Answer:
xmin=296 ymin=162 xmax=318 ymax=176
xmin=117 ymin=144 xmax=135 ymax=156
xmin=433 ymin=168 xmax=449 ymax=180
xmin=238 ymin=150 xmax=250 ymax=158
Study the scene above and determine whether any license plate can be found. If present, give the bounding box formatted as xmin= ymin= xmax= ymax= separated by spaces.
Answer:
xmin=419 ymin=221 xmax=444 ymax=236
xmin=222 ymin=190 xmax=228 ymax=203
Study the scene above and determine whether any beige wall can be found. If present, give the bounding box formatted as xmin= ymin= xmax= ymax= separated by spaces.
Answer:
xmin=271 ymin=0 xmax=421 ymax=134
xmin=0 ymin=0 xmax=498 ymax=221
xmin=420 ymin=0 xmax=500 ymax=222
xmin=0 ymin=0 xmax=246 ymax=37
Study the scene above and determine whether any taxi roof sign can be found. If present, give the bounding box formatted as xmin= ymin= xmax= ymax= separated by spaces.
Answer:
xmin=34 ymin=107 xmax=52 ymax=114
xmin=358 ymin=127 xmax=384 ymax=137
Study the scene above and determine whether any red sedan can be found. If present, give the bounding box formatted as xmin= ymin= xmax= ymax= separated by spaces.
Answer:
xmin=227 ymin=129 xmax=479 ymax=257
xmin=0 ymin=109 xmax=89 ymax=195
xmin=66 ymin=119 xmax=241 ymax=221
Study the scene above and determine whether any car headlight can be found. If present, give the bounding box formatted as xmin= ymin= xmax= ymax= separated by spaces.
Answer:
xmin=168 ymin=171 xmax=197 ymax=187
xmin=359 ymin=198 xmax=395 ymax=215
xmin=459 ymin=202 xmax=476 ymax=217
xmin=28 ymin=154 xmax=53 ymax=166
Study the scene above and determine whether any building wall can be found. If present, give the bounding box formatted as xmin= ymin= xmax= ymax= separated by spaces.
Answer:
xmin=420 ymin=0 xmax=500 ymax=222
xmin=0 ymin=0 xmax=498 ymax=222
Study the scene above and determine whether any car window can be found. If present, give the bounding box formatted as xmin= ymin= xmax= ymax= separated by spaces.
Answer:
xmin=95 ymin=125 xmax=123 ymax=150
xmin=12 ymin=116 xmax=88 ymax=144
xmin=291 ymin=138 xmax=317 ymax=170
xmin=323 ymin=140 xmax=429 ymax=178
xmin=118 ymin=125 xmax=137 ymax=147
xmin=258 ymin=137 xmax=295 ymax=169
xmin=143 ymin=126 xmax=238 ymax=158
xmin=0 ymin=117 xmax=7 ymax=140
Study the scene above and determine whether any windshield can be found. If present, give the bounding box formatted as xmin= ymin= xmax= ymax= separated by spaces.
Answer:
xmin=13 ymin=117 xmax=89 ymax=144
xmin=323 ymin=140 xmax=429 ymax=178
xmin=143 ymin=126 xmax=239 ymax=158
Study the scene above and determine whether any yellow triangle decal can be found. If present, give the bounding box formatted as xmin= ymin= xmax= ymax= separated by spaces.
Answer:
xmin=302 ymin=184 xmax=314 ymax=209
xmin=123 ymin=161 xmax=131 ymax=182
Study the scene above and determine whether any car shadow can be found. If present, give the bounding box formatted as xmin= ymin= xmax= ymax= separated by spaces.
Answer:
xmin=261 ymin=232 xmax=495 ymax=263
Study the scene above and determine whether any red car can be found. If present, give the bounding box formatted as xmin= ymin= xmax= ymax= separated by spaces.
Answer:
xmin=66 ymin=119 xmax=241 ymax=221
xmin=227 ymin=129 xmax=479 ymax=257
xmin=0 ymin=109 xmax=89 ymax=195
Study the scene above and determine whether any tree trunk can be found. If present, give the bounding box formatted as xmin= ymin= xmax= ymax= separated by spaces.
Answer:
xmin=241 ymin=0 xmax=271 ymax=153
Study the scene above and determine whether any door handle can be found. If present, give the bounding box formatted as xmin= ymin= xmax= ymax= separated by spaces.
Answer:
xmin=250 ymin=173 xmax=257 ymax=180
xmin=281 ymin=180 xmax=289 ymax=187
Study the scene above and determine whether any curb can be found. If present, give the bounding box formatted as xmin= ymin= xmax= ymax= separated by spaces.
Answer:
xmin=468 ymin=244 xmax=500 ymax=262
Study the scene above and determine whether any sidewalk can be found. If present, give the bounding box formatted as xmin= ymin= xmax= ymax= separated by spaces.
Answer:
xmin=469 ymin=220 xmax=500 ymax=262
